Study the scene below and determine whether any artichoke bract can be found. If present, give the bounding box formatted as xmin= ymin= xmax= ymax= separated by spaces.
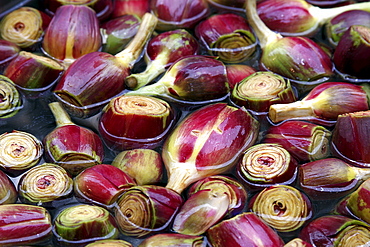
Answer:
xmin=43 ymin=102 xmax=105 ymax=176
xmin=262 ymin=120 xmax=331 ymax=163
xmin=268 ymin=82 xmax=370 ymax=125
xmin=0 ymin=7 xmax=51 ymax=49
xmin=245 ymin=0 xmax=333 ymax=85
xmin=284 ymin=238 xmax=313 ymax=247
xmin=257 ymin=0 xmax=370 ymax=37
xmin=150 ymin=0 xmax=210 ymax=31
xmin=114 ymin=185 xmax=183 ymax=237
xmin=125 ymin=29 xmax=199 ymax=90
xmin=18 ymin=163 xmax=73 ymax=207
xmin=162 ymin=103 xmax=259 ymax=194
xmin=299 ymin=215 xmax=370 ymax=246
xmin=0 ymin=169 xmax=17 ymax=204
xmin=195 ymin=13 xmax=257 ymax=63
xmin=231 ymin=71 xmax=297 ymax=113
xmin=0 ymin=130 xmax=43 ymax=176
xmin=248 ymin=185 xmax=312 ymax=233
xmin=0 ymin=75 xmax=22 ymax=119
xmin=236 ymin=143 xmax=298 ymax=192
xmin=0 ymin=204 xmax=52 ymax=246
xmin=112 ymin=0 xmax=150 ymax=18
xmin=74 ymin=164 xmax=136 ymax=208
xmin=225 ymin=64 xmax=257 ymax=90
xmin=138 ymin=233 xmax=206 ymax=247
xmin=54 ymin=204 xmax=119 ymax=246
xmin=98 ymin=95 xmax=176 ymax=152
xmin=206 ymin=212 xmax=285 ymax=247
xmin=326 ymin=10 xmax=370 ymax=47
xmin=333 ymin=25 xmax=370 ymax=80
xmin=125 ymin=55 xmax=230 ymax=104
xmin=111 ymin=149 xmax=165 ymax=185
xmin=0 ymin=40 xmax=20 ymax=73
xmin=53 ymin=13 xmax=158 ymax=118
xmin=101 ymin=14 xmax=141 ymax=55
xmin=86 ymin=239 xmax=133 ymax=247
xmin=299 ymin=158 xmax=370 ymax=200
xmin=331 ymin=110 xmax=370 ymax=168
xmin=42 ymin=5 xmax=102 ymax=66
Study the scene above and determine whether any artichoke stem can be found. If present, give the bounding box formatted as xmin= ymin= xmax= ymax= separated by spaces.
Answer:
xmin=125 ymin=81 xmax=167 ymax=97
xmin=269 ymin=100 xmax=314 ymax=123
xmin=355 ymin=167 xmax=370 ymax=181
xmin=245 ymin=0 xmax=282 ymax=49
xmin=115 ymin=13 xmax=158 ymax=67
xmin=126 ymin=55 xmax=168 ymax=90
xmin=49 ymin=102 xmax=74 ymax=127
xmin=310 ymin=2 xmax=370 ymax=26
xmin=165 ymin=164 xmax=199 ymax=194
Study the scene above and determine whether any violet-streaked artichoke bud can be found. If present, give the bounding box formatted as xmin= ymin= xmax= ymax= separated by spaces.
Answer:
xmin=331 ymin=110 xmax=370 ymax=168
xmin=236 ymin=143 xmax=298 ymax=192
xmin=326 ymin=9 xmax=370 ymax=47
xmin=298 ymin=158 xmax=370 ymax=200
xmin=195 ymin=13 xmax=257 ymax=63
xmin=225 ymin=64 xmax=257 ymax=90
xmin=246 ymin=0 xmax=334 ymax=84
xmin=138 ymin=233 xmax=206 ymax=247
xmin=86 ymin=239 xmax=133 ymax=247
xmin=52 ymin=13 xmax=158 ymax=118
xmin=114 ymin=185 xmax=183 ymax=237
xmin=162 ymin=103 xmax=259 ymax=194
xmin=0 ymin=169 xmax=17 ymax=204
xmin=53 ymin=204 xmax=119 ymax=246
xmin=0 ymin=40 xmax=20 ymax=73
xmin=43 ymin=102 xmax=105 ymax=176
xmin=187 ymin=175 xmax=248 ymax=217
xmin=333 ymin=25 xmax=370 ymax=81
xmin=98 ymin=95 xmax=177 ymax=152
xmin=3 ymin=51 xmax=64 ymax=96
xmin=268 ymin=82 xmax=370 ymax=125
xmin=172 ymin=189 xmax=229 ymax=236
xmin=284 ymin=238 xmax=313 ymax=247
xmin=100 ymin=14 xmax=141 ymax=55
xmin=44 ymin=0 xmax=114 ymax=21
xmin=18 ymin=163 xmax=73 ymax=208
xmin=248 ymin=185 xmax=313 ymax=234
xmin=74 ymin=164 xmax=136 ymax=208
xmin=111 ymin=149 xmax=165 ymax=185
xmin=339 ymin=177 xmax=370 ymax=225
xmin=299 ymin=215 xmax=370 ymax=247
xmin=257 ymin=0 xmax=370 ymax=37
xmin=0 ymin=75 xmax=23 ymax=119
xmin=231 ymin=71 xmax=297 ymax=113
xmin=0 ymin=7 xmax=51 ymax=49
xmin=125 ymin=55 xmax=230 ymax=104
xmin=111 ymin=0 xmax=150 ymax=18
xmin=0 ymin=204 xmax=52 ymax=246
xmin=42 ymin=5 xmax=101 ymax=66
xmin=206 ymin=212 xmax=285 ymax=247
xmin=305 ymin=0 xmax=356 ymax=7
xmin=125 ymin=29 xmax=199 ymax=90
xmin=262 ymin=120 xmax=331 ymax=163
xmin=0 ymin=130 xmax=43 ymax=176
xmin=150 ymin=0 xmax=210 ymax=31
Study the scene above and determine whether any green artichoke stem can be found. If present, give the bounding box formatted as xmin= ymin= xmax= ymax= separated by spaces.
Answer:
xmin=125 ymin=81 xmax=167 ymax=97
xmin=49 ymin=102 xmax=75 ymax=127
xmin=115 ymin=13 xmax=158 ymax=68
xmin=269 ymin=100 xmax=315 ymax=123
xmin=125 ymin=52 xmax=169 ymax=90
xmin=245 ymin=0 xmax=282 ymax=49
xmin=310 ymin=2 xmax=370 ymax=26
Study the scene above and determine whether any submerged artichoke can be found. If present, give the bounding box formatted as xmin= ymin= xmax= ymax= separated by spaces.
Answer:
xmin=0 ymin=75 xmax=22 ymax=119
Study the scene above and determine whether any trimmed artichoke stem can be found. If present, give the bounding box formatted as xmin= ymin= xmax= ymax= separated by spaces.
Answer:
xmin=309 ymin=2 xmax=370 ymax=27
xmin=115 ymin=13 xmax=158 ymax=67
xmin=245 ymin=0 xmax=282 ymax=49
xmin=48 ymin=102 xmax=74 ymax=127
xmin=269 ymin=101 xmax=315 ymax=123
xmin=126 ymin=52 xmax=169 ymax=90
